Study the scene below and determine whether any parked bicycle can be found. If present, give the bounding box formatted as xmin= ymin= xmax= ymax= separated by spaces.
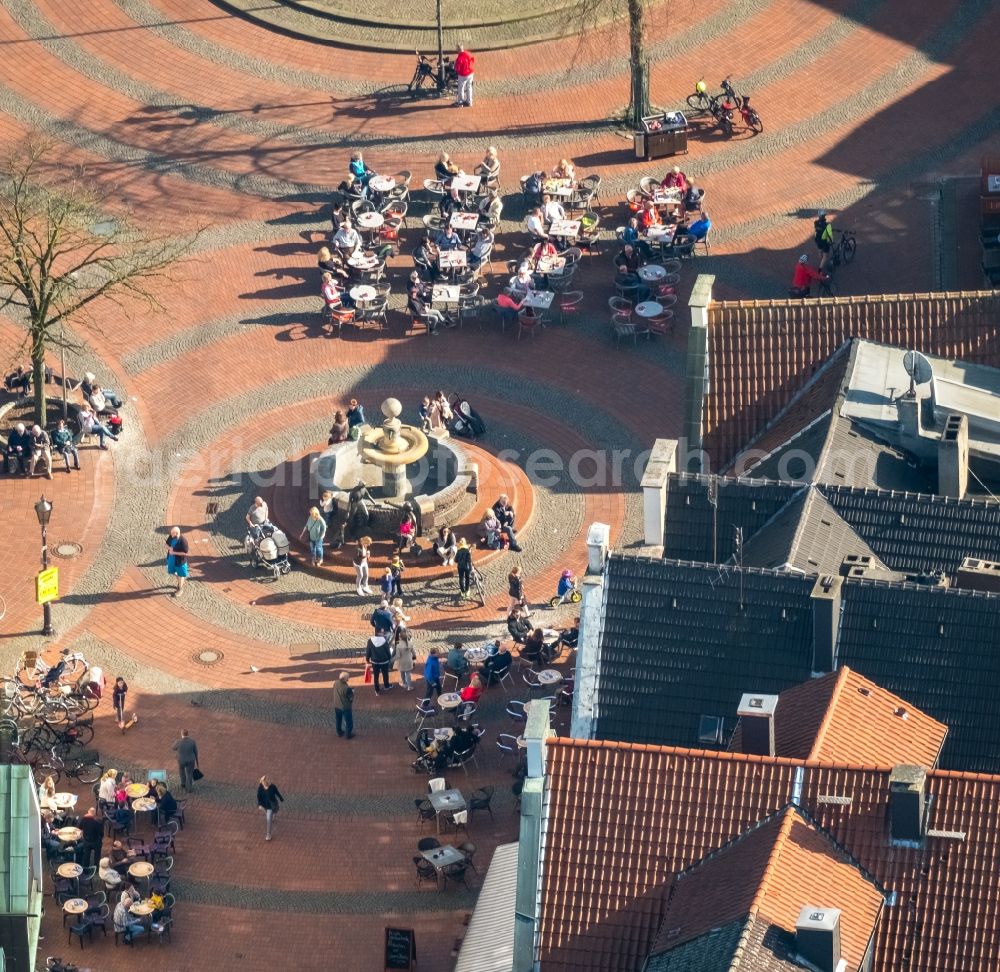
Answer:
xmin=720 ymin=76 xmax=763 ymax=134
xmin=828 ymin=228 xmax=857 ymax=268
xmin=470 ymin=566 xmax=486 ymax=606
xmin=13 ymin=743 xmax=103 ymax=786
xmin=408 ymin=50 xmax=457 ymax=97
xmin=686 ymin=78 xmax=720 ymax=115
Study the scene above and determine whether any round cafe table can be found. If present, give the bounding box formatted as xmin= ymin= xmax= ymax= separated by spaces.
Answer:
xmin=638 ymin=264 xmax=666 ymax=282
xmin=125 ymin=782 xmax=149 ymax=799
xmin=355 ymin=211 xmax=384 ymax=230
xmin=48 ymin=792 xmax=77 ymax=811
xmin=132 ymin=796 xmax=157 ymax=826
xmin=438 ymin=692 xmax=462 ymax=710
xmin=537 ymin=669 xmax=563 ymax=686
xmin=129 ymin=861 xmax=154 ymax=886
xmin=57 ymin=826 xmax=83 ymax=843
xmin=350 ymin=284 xmax=377 ymax=303
xmin=464 ymin=646 xmax=491 ymax=664
xmin=369 ymin=175 xmax=395 ymax=193
xmin=58 ymin=862 xmax=83 ymax=880
xmin=347 ymin=253 xmax=378 ymax=270
xmin=130 ymin=900 xmax=155 ymax=917
xmin=635 ymin=300 xmax=663 ymax=318
xmin=433 ymin=727 xmax=454 ymax=741
xmin=63 ymin=898 xmax=88 ymax=923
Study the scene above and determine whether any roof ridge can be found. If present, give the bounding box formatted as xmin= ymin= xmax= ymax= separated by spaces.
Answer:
xmin=747 ymin=807 xmax=797 ymax=919
xmin=807 ymin=666 xmax=852 ymax=762
xmin=726 ymin=914 xmax=759 ymax=972
xmin=549 ymin=739 xmax=1000 ymax=781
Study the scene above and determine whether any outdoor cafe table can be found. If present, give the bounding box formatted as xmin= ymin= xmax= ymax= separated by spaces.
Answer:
xmin=129 ymin=860 xmax=155 ymax=889
xmin=433 ymin=727 xmax=455 ymax=742
xmin=58 ymin=862 xmax=83 ymax=882
xmin=635 ymin=300 xmax=664 ymax=318
xmin=535 ymin=254 xmax=565 ymax=275
xmin=347 ymin=253 xmax=379 ymax=271
xmin=451 ymin=173 xmax=481 ymax=193
xmin=644 ymin=224 xmax=676 ymax=250
xmin=522 ymin=290 xmax=555 ymax=310
xmin=538 ymin=669 xmax=563 ymax=686
xmin=420 ymin=844 xmax=466 ymax=888
xmin=449 ymin=211 xmax=480 ymax=231
xmin=355 ymin=211 xmax=384 ymax=230
xmin=63 ymin=898 xmax=88 ymax=924
xmin=638 ymin=264 xmax=666 ymax=282
xmin=438 ymin=691 xmax=462 ymax=711
xmin=438 ymin=250 xmax=468 ymax=269
xmin=548 ymin=219 xmax=580 ymax=239
xmin=543 ymin=178 xmax=575 ymax=198
xmin=431 ymin=285 xmax=460 ymax=308
xmin=130 ymin=899 xmax=155 ymax=919
xmin=349 ymin=284 xmax=377 ymax=304
xmin=46 ymin=792 xmax=77 ymax=812
xmin=428 ymin=789 xmax=466 ymax=835
xmin=57 ymin=826 xmax=82 ymax=843
xmin=368 ymin=175 xmax=396 ymax=193
xmin=464 ymin=645 xmax=491 ymax=665
xmin=125 ymin=782 xmax=149 ymax=799
xmin=132 ymin=796 xmax=157 ymax=827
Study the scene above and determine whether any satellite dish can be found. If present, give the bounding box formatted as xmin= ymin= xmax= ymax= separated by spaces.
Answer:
xmin=902 ymin=350 xmax=933 ymax=394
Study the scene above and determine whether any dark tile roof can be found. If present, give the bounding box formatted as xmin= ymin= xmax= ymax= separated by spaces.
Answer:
xmin=645 ymin=917 xmax=796 ymax=972
xmin=646 ymin=806 xmax=884 ymax=972
xmin=596 ymin=554 xmax=1000 ymax=772
xmin=702 ymin=293 xmax=1000 ymax=470
xmin=539 ymin=739 xmax=1000 ymax=972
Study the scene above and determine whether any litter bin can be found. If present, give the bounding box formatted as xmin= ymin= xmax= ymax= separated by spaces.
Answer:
xmin=633 ymin=112 xmax=689 ymax=160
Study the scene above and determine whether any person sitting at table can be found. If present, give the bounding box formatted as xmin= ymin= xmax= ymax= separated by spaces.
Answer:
xmin=460 ymin=673 xmax=484 ymax=704
xmin=435 ymin=152 xmax=459 ymax=182
xmin=673 ymin=211 xmax=711 ymax=252
xmin=511 ymin=267 xmax=536 ymax=301
xmin=481 ymin=645 xmax=512 ymax=684
xmin=108 ymin=838 xmax=136 ymax=873
xmin=39 ymin=774 xmax=58 ymax=807
xmin=475 ymin=145 xmax=501 ymax=187
xmin=436 ymin=224 xmax=462 ymax=251
xmin=318 ymin=245 xmax=349 ymax=280
xmin=337 ymin=173 xmax=363 ymax=203
xmin=478 ymin=186 xmax=502 ymax=224
xmin=640 ymin=198 xmax=662 ymax=229
xmin=507 ymin=606 xmax=532 ymax=644
xmin=415 ymin=235 xmax=441 ymax=280
xmin=560 ymin=617 xmax=580 ymax=650
xmin=615 ymin=243 xmax=642 ymax=278
xmin=531 ymin=238 xmax=558 ymax=267
xmin=407 ymin=273 xmax=450 ymax=334
xmin=446 ymin=643 xmax=470 ymax=683
xmin=114 ymin=890 xmax=146 ymax=944
xmin=332 ymin=219 xmax=361 ymax=254
xmin=40 ymin=811 xmax=67 ymax=861
xmin=521 ymin=628 xmax=554 ymax=668
xmin=542 ymin=193 xmax=565 ymax=226
xmin=322 ymin=272 xmax=356 ymax=313
xmin=349 ymin=152 xmax=374 ymax=195
xmin=660 ymin=164 xmax=687 ymax=192
xmin=99 ymin=855 xmax=124 ymax=890
xmin=525 ymin=207 xmax=547 ymax=242
xmin=468 ymin=227 xmax=493 ymax=270
xmin=682 ymin=184 xmax=704 ymax=214
xmin=495 ymin=290 xmax=524 ymax=327
xmin=553 ymin=158 xmax=576 ymax=181
xmin=154 ymin=783 xmax=178 ymax=828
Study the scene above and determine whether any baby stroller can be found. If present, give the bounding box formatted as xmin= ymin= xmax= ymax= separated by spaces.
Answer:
xmin=449 ymin=395 xmax=486 ymax=439
xmin=245 ymin=522 xmax=292 ymax=579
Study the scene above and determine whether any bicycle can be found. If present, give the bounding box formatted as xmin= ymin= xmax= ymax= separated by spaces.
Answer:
xmin=828 ymin=228 xmax=857 ymax=268
xmin=686 ymin=78 xmax=720 ymax=115
xmin=22 ymin=745 xmax=103 ymax=786
xmin=470 ymin=566 xmax=486 ymax=606
xmin=408 ymin=51 xmax=456 ymax=98
xmin=549 ymin=584 xmax=583 ymax=609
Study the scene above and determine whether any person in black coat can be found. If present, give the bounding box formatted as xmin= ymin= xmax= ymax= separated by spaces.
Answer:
xmin=256 ymin=776 xmax=284 ymax=841
xmin=154 ymin=783 xmax=178 ymax=828
xmin=507 ymin=608 xmax=532 ymax=644
xmin=455 ymin=538 xmax=474 ymax=599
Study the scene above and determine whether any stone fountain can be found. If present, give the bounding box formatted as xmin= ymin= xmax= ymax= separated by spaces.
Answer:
xmin=358 ymin=398 xmax=429 ymax=501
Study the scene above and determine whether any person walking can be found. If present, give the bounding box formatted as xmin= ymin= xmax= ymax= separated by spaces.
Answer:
xmin=395 ymin=625 xmax=415 ymax=691
xmin=300 ymin=506 xmax=328 ymax=567
xmin=112 ymin=677 xmax=128 ymax=731
xmin=366 ymin=631 xmax=393 ymax=695
xmin=454 ymin=45 xmax=475 ymax=107
xmin=334 ymin=671 xmax=354 ymax=738
xmin=165 ymin=526 xmax=189 ymax=596
xmin=78 ymin=807 xmax=104 ymax=869
xmin=256 ymin=775 xmax=284 ymax=841
xmin=456 ymin=538 xmax=473 ymax=599
xmin=508 ymin=564 xmax=525 ymax=612
xmin=171 ymin=729 xmax=199 ymax=792
xmin=353 ymin=536 xmax=372 ymax=596
xmin=423 ymin=647 xmax=442 ymax=699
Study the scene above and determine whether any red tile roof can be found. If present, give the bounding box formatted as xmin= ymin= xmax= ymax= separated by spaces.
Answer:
xmin=701 ymin=292 xmax=1000 ymax=469
xmin=649 ymin=807 xmax=885 ymax=971
xmin=730 ymin=668 xmax=949 ymax=767
xmin=538 ymin=739 xmax=1000 ymax=972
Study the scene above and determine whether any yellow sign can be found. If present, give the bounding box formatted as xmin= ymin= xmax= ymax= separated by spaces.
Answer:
xmin=35 ymin=567 xmax=59 ymax=605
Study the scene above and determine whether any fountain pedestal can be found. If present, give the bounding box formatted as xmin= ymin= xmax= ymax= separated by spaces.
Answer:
xmin=358 ymin=397 xmax=429 ymax=502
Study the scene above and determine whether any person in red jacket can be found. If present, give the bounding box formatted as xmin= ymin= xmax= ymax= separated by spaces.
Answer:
xmin=454 ymin=45 xmax=475 ymax=108
xmin=789 ymin=254 xmax=828 ymax=296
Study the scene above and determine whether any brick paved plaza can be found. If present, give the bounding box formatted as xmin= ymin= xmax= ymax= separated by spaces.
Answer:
xmin=1 ymin=0 xmax=997 ymax=968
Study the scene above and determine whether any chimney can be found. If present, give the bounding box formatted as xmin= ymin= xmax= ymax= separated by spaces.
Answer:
xmin=937 ymin=413 xmax=969 ymax=499
xmin=810 ymin=575 xmax=842 ymax=674
xmin=954 ymin=556 xmax=1000 ymax=593
xmin=736 ymin=693 xmax=779 ymax=756
xmin=641 ymin=439 xmax=677 ymax=547
xmin=795 ymin=906 xmax=842 ymax=972
xmin=897 ymin=391 xmax=922 ymax=442
xmin=889 ymin=764 xmax=927 ymax=842
xmin=586 ymin=522 xmax=610 ymax=574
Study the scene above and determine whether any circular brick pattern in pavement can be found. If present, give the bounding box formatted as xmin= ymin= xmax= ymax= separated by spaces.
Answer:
xmin=52 ymin=542 xmax=84 ymax=559
xmin=192 ymin=649 xmax=225 ymax=666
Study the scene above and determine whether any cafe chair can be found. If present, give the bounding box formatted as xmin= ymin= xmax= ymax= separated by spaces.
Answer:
xmin=506 ymin=700 xmax=527 ymax=723
xmin=84 ymin=891 xmax=106 ymax=916
xmin=449 ymin=745 xmax=479 ymax=775
xmin=647 ymin=309 xmax=675 ymax=337
xmin=91 ymin=902 xmax=111 ymax=937
xmin=608 ymin=295 xmax=633 ymax=316
xmin=694 ymin=228 xmax=711 ymax=256
xmin=414 ymin=798 xmax=436 ymax=828
xmin=460 ymin=842 xmax=479 ymax=873
xmin=168 ymin=800 xmax=186 ymax=830
xmin=67 ymin=917 xmax=95 ymax=950
xmin=417 ymin=836 xmax=440 ymax=852
xmin=78 ymin=865 xmax=97 ymax=893
xmin=421 ymin=213 xmax=443 ymax=234
xmin=639 ymin=175 xmax=660 ymax=198
xmin=162 ymin=892 xmax=176 ymax=914
xmin=150 ymin=915 xmax=174 ymax=945
xmin=410 ymin=307 xmax=439 ymax=338
xmin=626 ymin=188 xmax=644 ymax=212
xmin=468 ymin=786 xmax=495 ymax=823
xmin=442 ymin=860 xmax=471 ymax=891
xmin=441 ymin=664 xmax=465 ymax=692
xmin=115 ymin=925 xmax=142 ymax=947
xmin=393 ymin=169 xmax=413 ymax=188
xmin=447 ymin=810 xmax=470 ymax=838
xmin=496 ymin=733 xmax=519 ymax=766
xmin=414 ymin=697 xmax=437 ymax=730
xmin=428 ymin=777 xmax=447 ymax=793
xmin=516 ymin=310 xmax=541 ymax=342
xmin=364 ymin=295 xmax=389 ymax=330
xmin=413 ymin=856 xmax=438 ymax=888
xmin=150 ymin=857 xmax=174 ymax=894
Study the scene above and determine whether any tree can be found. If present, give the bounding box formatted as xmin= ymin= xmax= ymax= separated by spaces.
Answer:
xmin=0 ymin=137 xmax=199 ymax=426
xmin=626 ymin=0 xmax=651 ymax=127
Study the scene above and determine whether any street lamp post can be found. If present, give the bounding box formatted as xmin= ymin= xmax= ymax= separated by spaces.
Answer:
xmin=436 ymin=0 xmax=444 ymax=91
xmin=34 ymin=495 xmax=54 ymax=637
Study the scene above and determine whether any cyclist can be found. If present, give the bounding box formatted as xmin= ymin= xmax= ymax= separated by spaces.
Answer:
xmin=789 ymin=254 xmax=829 ymax=297
xmin=814 ymin=211 xmax=833 ymax=268
xmin=555 ymin=569 xmax=578 ymax=605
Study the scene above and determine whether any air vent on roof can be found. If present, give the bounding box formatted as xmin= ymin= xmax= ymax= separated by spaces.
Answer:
xmin=858 ymin=686 xmax=871 ymax=697
xmin=796 ymin=907 xmax=842 ymax=972
xmin=817 ymin=794 xmax=853 ymax=807
xmin=926 ymin=829 xmax=967 ymax=841
xmin=841 ymin=554 xmax=878 ymax=579
xmin=954 ymin=556 xmax=1000 ymax=594
xmin=894 ymin=707 xmax=908 ymax=720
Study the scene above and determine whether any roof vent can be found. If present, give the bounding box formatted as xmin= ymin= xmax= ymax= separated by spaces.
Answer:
xmin=858 ymin=686 xmax=871 ymax=698
xmin=894 ymin=706 xmax=908 ymax=720
xmin=736 ymin=693 xmax=778 ymax=757
xmin=954 ymin=556 xmax=1000 ymax=594
xmin=840 ymin=554 xmax=876 ymax=578
xmin=795 ymin=906 xmax=842 ymax=972
xmin=889 ymin=764 xmax=928 ymax=842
